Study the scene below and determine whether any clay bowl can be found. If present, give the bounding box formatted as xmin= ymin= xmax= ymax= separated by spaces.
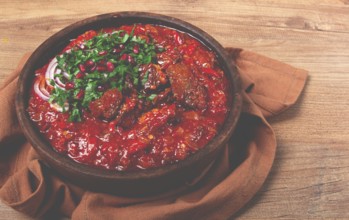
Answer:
xmin=16 ymin=12 xmax=242 ymax=196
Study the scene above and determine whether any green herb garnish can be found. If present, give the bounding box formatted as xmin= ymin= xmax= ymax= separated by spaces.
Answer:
xmin=49 ymin=26 xmax=157 ymax=121
xmin=147 ymin=94 xmax=157 ymax=101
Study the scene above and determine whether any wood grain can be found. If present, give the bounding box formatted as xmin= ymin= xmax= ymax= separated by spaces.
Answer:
xmin=1 ymin=0 xmax=349 ymax=219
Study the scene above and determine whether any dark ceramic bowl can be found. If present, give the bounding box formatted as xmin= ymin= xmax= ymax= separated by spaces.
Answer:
xmin=16 ymin=12 xmax=242 ymax=196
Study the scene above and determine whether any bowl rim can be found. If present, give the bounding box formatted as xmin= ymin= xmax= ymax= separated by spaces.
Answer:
xmin=15 ymin=11 xmax=242 ymax=181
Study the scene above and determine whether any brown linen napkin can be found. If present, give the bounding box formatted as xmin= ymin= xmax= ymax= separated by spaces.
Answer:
xmin=0 ymin=49 xmax=307 ymax=219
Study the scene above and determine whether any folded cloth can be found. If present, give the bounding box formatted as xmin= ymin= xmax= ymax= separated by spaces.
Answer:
xmin=0 ymin=49 xmax=307 ymax=219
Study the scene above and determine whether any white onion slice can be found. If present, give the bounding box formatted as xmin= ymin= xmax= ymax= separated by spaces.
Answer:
xmin=37 ymin=51 xmax=75 ymax=110
xmin=45 ymin=58 xmax=57 ymax=85
xmin=63 ymin=71 xmax=70 ymax=79
xmin=34 ymin=76 xmax=69 ymax=112
xmin=40 ymin=84 xmax=50 ymax=97
xmin=55 ymin=77 xmax=66 ymax=89
xmin=45 ymin=57 xmax=70 ymax=90
xmin=34 ymin=78 xmax=49 ymax=101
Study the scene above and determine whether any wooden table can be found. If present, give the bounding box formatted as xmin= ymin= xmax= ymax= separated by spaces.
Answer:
xmin=1 ymin=1 xmax=348 ymax=219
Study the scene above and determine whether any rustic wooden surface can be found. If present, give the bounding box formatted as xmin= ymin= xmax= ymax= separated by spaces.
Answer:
xmin=1 ymin=0 xmax=349 ymax=219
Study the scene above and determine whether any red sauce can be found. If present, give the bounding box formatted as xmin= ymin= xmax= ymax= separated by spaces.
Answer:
xmin=27 ymin=24 xmax=229 ymax=171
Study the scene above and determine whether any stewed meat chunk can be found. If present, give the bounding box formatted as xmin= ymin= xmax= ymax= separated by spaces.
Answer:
xmin=89 ymin=88 xmax=123 ymax=120
xmin=166 ymin=63 xmax=207 ymax=110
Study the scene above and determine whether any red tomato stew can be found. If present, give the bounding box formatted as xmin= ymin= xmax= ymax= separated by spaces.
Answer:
xmin=27 ymin=24 xmax=229 ymax=171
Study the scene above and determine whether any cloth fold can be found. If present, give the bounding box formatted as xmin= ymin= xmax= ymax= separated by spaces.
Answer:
xmin=0 ymin=48 xmax=307 ymax=219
